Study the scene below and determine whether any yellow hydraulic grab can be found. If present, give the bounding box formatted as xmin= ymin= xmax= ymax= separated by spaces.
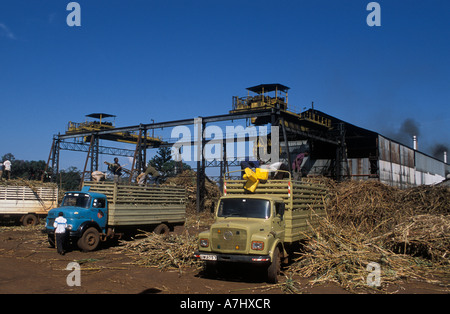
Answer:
xmin=242 ymin=168 xmax=269 ymax=193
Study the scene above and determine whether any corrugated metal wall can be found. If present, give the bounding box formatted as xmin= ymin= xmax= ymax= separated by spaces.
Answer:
xmin=415 ymin=151 xmax=447 ymax=185
xmin=285 ymin=135 xmax=447 ymax=188
xmin=378 ymin=135 xmax=415 ymax=188
xmin=377 ymin=135 xmax=446 ymax=188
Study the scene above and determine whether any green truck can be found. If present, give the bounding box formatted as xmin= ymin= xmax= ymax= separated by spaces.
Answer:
xmin=194 ymin=172 xmax=327 ymax=283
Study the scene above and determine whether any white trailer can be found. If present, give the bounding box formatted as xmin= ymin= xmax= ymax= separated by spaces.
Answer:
xmin=0 ymin=184 xmax=58 ymax=226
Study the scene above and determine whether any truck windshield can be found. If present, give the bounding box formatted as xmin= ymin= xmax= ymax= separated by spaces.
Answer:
xmin=218 ymin=198 xmax=270 ymax=219
xmin=62 ymin=193 xmax=91 ymax=209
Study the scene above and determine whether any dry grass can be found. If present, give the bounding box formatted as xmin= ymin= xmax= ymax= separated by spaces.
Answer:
xmin=0 ymin=178 xmax=57 ymax=188
xmin=288 ymin=180 xmax=450 ymax=293
xmin=114 ymin=231 xmax=201 ymax=274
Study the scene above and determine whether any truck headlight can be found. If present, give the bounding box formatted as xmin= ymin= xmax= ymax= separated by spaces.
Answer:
xmin=66 ymin=224 xmax=73 ymax=230
xmin=251 ymin=241 xmax=264 ymax=251
xmin=199 ymin=238 xmax=209 ymax=247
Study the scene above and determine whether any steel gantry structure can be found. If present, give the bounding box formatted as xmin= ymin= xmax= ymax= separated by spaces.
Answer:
xmin=45 ymin=84 xmax=346 ymax=212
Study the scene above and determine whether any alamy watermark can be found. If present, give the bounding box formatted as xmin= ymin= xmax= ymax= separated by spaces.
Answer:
xmin=66 ymin=2 xmax=381 ymax=28
xmin=366 ymin=262 xmax=381 ymax=287
xmin=366 ymin=2 xmax=381 ymax=27
xmin=171 ymin=119 xmax=279 ymax=164
xmin=66 ymin=2 xmax=81 ymax=27
xmin=66 ymin=262 xmax=81 ymax=286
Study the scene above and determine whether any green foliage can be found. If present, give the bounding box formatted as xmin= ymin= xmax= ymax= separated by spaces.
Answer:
xmin=58 ymin=166 xmax=81 ymax=191
xmin=1 ymin=153 xmax=81 ymax=191
xmin=2 ymin=153 xmax=45 ymax=180
xmin=148 ymin=147 xmax=191 ymax=179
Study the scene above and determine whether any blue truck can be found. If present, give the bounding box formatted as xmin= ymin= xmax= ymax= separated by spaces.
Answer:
xmin=44 ymin=181 xmax=186 ymax=251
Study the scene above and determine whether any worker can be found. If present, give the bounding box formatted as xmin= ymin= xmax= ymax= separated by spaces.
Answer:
xmin=53 ymin=212 xmax=67 ymax=255
xmin=137 ymin=165 xmax=161 ymax=185
xmin=3 ymin=159 xmax=11 ymax=180
xmin=91 ymin=170 xmax=106 ymax=182
xmin=292 ymin=152 xmax=309 ymax=181
xmin=104 ymin=158 xmax=122 ymax=183
xmin=261 ymin=162 xmax=290 ymax=179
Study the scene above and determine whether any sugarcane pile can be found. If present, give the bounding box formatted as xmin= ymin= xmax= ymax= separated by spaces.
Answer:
xmin=115 ymin=231 xmax=201 ymax=273
xmin=0 ymin=178 xmax=57 ymax=188
xmin=387 ymin=214 xmax=450 ymax=262
xmin=288 ymin=180 xmax=450 ymax=292
xmin=165 ymin=169 xmax=222 ymax=213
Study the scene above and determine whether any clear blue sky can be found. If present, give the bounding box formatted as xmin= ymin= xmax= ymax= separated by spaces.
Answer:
xmin=1 ymin=0 xmax=449 ymax=171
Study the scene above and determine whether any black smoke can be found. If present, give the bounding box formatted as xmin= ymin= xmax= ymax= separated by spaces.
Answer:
xmin=382 ymin=118 xmax=448 ymax=162
xmin=399 ymin=118 xmax=420 ymax=138
xmin=387 ymin=118 xmax=421 ymax=148
xmin=431 ymin=143 xmax=449 ymax=162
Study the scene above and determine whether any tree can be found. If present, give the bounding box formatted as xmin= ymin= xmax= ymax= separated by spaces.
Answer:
xmin=149 ymin=147 xmax=172 ymax=171
xmin=1 ymin=153 xmax=15 ymax=163
xmin=1 ymin=153 xmax=46 ymax=180
xmin=12 ymin=160 xmax=46 ymax=180
xmin=148 ymin=147 xmax=191 ymax=179
xmin=58 ymin=167 xmax=81 ymax=191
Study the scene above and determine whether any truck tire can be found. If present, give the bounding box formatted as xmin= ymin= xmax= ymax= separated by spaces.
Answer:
xmin=153 ymin=223 xmax=170 ymax=235
xmin=77 ymin=227 xmax=100 ymax=252
xmin=267 ymin=247 xmax=281 ymax=284
xmin=22 ymin=214 xmax=38 ymax=226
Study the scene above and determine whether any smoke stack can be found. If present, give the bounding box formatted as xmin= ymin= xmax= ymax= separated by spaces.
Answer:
xmin=445 ymin=151 xmax=448 ymax=164
xmin=413 ymin=135 xmax=418 ymax=150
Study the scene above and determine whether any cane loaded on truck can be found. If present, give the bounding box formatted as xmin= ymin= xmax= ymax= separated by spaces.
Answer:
xmin=194 ymin=165 xmax=327 ymax=283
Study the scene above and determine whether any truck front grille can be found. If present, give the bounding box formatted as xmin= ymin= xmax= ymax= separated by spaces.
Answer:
xmin=211 ymin=227 xmax=247 ymax=252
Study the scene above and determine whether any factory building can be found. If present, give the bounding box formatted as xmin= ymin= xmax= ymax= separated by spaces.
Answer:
xmin=292 ymin=109 xmax=449 ymax=188
xmin=49 ymin=83 xmax=448 ymax=191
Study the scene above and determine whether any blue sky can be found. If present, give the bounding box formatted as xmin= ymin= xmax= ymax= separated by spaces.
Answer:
xmin=0 ymin=0 xmax=449 ymax=171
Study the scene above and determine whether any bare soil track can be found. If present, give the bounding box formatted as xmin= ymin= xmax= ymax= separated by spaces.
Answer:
xmin=0 ymin=225 xmax=447 ymax=294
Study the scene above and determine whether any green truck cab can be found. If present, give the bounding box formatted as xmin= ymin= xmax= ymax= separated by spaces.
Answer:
xmin=195 ymin=173 xmax=327 ymax=283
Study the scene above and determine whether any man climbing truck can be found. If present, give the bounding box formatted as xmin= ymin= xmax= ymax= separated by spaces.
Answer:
xmin=194 ymin=169 xmax=327 ymax=283
xmin=44 ymin=181 xmax=186 ymax=251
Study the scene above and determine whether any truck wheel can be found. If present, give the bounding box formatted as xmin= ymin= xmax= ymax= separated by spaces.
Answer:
xmin=22 ymin=214 xmax=38 ymax=226
xmin=77 ymin=227 xmax=100 ymax=252
xmin=153 ymin=223 xmax=170 ymax=235
xmin=267 ymin=247 xmax=281 ymax=284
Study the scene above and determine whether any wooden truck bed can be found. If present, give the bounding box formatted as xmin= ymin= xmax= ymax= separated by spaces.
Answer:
xmin=223 ymin=179 xmax=327 ymax=242
xmin=0 ymin=185 xmax=58 ymax=215
xmin=83 ymin=182 xmax=186 ymax=226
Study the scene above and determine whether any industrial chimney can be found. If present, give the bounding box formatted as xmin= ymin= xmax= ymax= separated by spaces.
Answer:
xmin=413 ymin=135 xmax=418 ymax=150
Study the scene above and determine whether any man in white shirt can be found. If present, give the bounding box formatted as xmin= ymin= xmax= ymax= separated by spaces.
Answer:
xmin=3 ymin=159 xmax=11 ymax=180
xmin=53 ymin=212 xmax=67 ymax=255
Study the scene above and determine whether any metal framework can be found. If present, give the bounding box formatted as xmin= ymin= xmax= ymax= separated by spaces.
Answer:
xmin=45 ymin=85 xmax=347 ymax=212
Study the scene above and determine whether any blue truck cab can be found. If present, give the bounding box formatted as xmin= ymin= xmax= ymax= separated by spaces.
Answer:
xmin=44 ymin=186 xmax=108 ymax=251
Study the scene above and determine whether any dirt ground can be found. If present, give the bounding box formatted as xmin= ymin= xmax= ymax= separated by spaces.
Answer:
xmin=0 ymin=224 xmax=448 ymax=295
